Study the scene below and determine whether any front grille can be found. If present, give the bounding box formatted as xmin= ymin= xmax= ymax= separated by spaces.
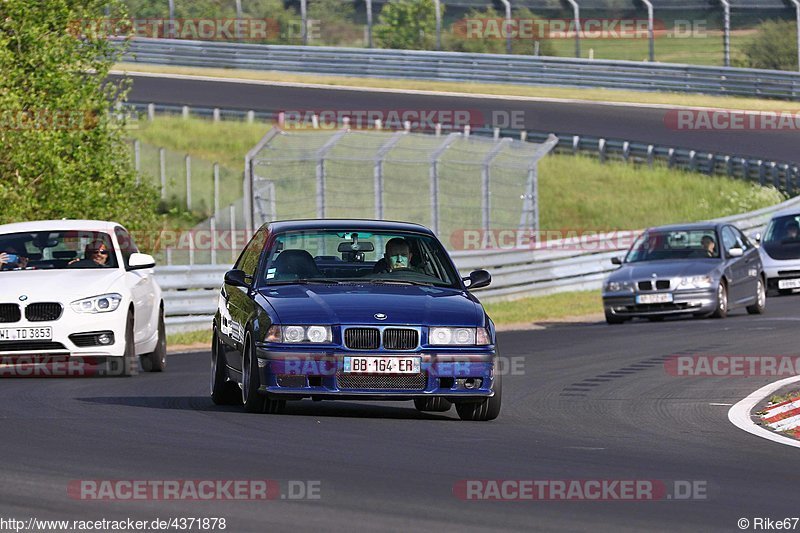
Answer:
xmin=25 ymin=303 xmax=63 ymax=322
xmin=277 ymin=374 xmax=308 ymax=388
xmin=655 ymin=280 xmax=670 ymax=290
xmin=336 ymin=372 xmax=426 ymax=390
xmin=0 ymin=341 xmax=67 ymax=352
xmin=778 ymin=270 xmax=800 ymax=276
xmin=344 ymin=328 xmax=380 ymax=350
xmin=0 ymin=304 xmax=21 ymax=323
xmin=382 ymin=328 xmax=418 ymax=350
xmin=638 ymin=281 xmax=652 ymax=291
xmin=638 ymin=281 xmax=670 ymax=291
xmin=625 ymin=303 xmax=691 ymax=312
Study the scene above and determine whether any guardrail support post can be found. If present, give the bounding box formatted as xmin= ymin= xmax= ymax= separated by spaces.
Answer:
xmin=622 ymin=141 xmax=630 ymax=162
xmin=667 ymin=148 xmax=675 ymax=168
xmin=598 ymin=138 xmax=606 ymax=163
xmin=688 ymin=150 xmax=697 ymax=171
xmin=724 ymin=155 xmax=732 ymax=176
xmin=247 ymin=110 xmax=255 ymax=123
xmin=182 ymin=105 xmax=189 ymax=120
xmin=742 ymin=158 xmax=750 ymax=181
xmin=707 ymin=153 xmax=715 ymax=175
xmin=771 ymin=162 xmax=779 ymax=188
xmin=147 ymin=103 xmax=155 ymax=121
xmin=647 ymin=144 xmax=654 ymax=167
xmin=572 ymin=135 xmax=580 ymax=155
xmin=720 ymin=0 xmax=731 ymax=67
xmin=758 ymin=160 xmax=765 ymax=185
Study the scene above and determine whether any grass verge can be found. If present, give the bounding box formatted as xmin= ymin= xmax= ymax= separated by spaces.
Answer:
xmin=116 ymin=63 xmax=800 ymax=112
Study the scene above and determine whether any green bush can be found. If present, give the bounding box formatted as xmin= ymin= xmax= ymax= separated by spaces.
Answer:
xmin=0 ymin=0 xmax=159 ymax=231
xmin=736 ymin=19 xmax=798 ymax=71
xmin=375 ymin=0 xmax=437 ymax=50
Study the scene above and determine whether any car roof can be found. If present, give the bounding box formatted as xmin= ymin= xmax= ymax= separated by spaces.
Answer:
xmin=264 ymin=219 xmax=435 ymax=235
xmin=0 ymin=219 xmax=121 ymax=234
xmin=644 ymin=222 xmax=723 ymax=233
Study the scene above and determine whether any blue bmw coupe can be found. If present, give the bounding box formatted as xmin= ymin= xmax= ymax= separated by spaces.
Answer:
xmin=211 ymin=219 xmax=501 ymax=421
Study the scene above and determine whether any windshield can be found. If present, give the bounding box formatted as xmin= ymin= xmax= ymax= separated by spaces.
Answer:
xmin=764 ymin=215 xmax=800 ymax=245
xmin=625 ymin=229 xmax=720 ymax=263
xmin=0 ymin=231 xmax=117 ymax=271
xmin=258 ymin=230 xmax=461 ymax=288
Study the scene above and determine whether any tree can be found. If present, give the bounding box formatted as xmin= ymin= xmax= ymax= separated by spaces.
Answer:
xmin=737 ymin=19 xmax=799 ymax=71
xmin=375 ymin=0 xmax=437 ymax=50
xmin=0 ymin=0 xmax=158 ymax=231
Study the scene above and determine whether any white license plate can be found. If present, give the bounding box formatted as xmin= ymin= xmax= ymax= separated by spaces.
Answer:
xmin=636 ymin=293 xmax=673 ymax=304
xmin=343 ymin=356 xmax=421 ymax=374
xmin=0 ymin=327 xmax=53 ymax=341
xmin=778 ymin=279 xmax=800 ymax=289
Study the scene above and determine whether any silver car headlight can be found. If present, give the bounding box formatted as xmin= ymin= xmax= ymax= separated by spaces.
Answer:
xmin=266 ymin=325 xmax=332 ymax=344
xmin=677 ymin=275 xmax=713 ymax=289
xmin=604 ymin=281 xmax=634 ymax=292
xmin=429 ymin=327 xmax=490 ymax=346
xmin=70 ymin=293 xmax=123 ymax=313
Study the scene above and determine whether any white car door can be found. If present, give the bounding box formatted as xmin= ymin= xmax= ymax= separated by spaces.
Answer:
xmin=115 ymin=227 xmax=155 ymax=344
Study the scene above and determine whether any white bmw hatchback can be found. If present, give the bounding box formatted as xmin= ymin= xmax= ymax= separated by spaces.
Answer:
xmin=0 ymin=220 xmax=165 ymax=376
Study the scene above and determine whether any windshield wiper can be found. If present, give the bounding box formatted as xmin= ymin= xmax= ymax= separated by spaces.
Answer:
xmin=265 ymin=278 xmax=341 ymax=286
xmin=369 ymin=279 xmax=439 ymax=287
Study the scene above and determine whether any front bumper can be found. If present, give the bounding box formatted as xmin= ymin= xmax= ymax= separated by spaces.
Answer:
xmin=0 ymin=306 xmax=126 ymax=358
xmin=254 ymin=346 xmax=498 ymax=401
xmin=763 ymin=258 xmax=800 ymax=291
xmin=602 ymin=288 xmax=717 ymax=318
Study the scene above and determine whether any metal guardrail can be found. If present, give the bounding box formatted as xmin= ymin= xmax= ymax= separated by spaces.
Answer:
xmin=120 ymin=38 xmax=800 ymax=100
xmin=158 ymin=193 xmax=800 ymax=332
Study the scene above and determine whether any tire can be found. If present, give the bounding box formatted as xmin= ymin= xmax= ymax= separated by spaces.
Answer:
xmin=455 ymin=373 xmax=502 ymax=421
xmin=604 ymin=309 xmax=625 ymax=325
xmin=414 ymin=397 xmax=452 ymax=412
xmin=141 ymin=306 xmax=167 ymax=372
xmin=211 ymin=328 xmax=241 ymax=405
xmin=711 ymin=281 xmax=728 ymax=319
xmin=747 ymin=277 xmax=767 ymax=315
xmin=241 ymin=333 xmax=285 ymax=414
xmin=109 ymin=311 xmax=139 ymax=377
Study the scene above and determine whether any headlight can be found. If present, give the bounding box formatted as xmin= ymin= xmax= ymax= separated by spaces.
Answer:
xmin=70 ymin=293 xmax=122 ymax=313
xmin=678 ymin=275 xmax=713 ymax=289
xmin=266 ymin=325 xmax=332 ymax=344
xmin=429 ymin=327 xmax=490 ymax=346
xmin=604 ymin=281 xmax=634 ymax=292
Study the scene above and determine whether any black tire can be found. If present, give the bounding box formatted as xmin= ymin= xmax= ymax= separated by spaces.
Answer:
xmin=604 ymin=309 xmax=625 ymax=325
xmin=746 ymin=277 xmax=767 ymax=315
xmin=711 ymin=281 xmax=728 ymax=319
xmin=211 ymin=327 xmax=241 ymax=405
xmin=241 ymin=333 xmax=285 ymax=414
xmin=414 ymin=397 xmax=452 ymax=412
xmin=109 ymin=311 xmax=139 ymax=377
xmin=141 ymin=306 xmax=167 ymax=372
xmin=455 ymin=373 xmax=502 ymax=421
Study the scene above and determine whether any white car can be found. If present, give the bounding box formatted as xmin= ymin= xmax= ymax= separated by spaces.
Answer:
xmin=0 ymin=220 xmax=165 ymax=376
xmin=756 ymin=212 xmax=800 ymax=295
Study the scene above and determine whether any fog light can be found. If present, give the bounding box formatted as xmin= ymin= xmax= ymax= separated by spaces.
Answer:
xmin=464 ymin=378 xmax=482 ymax=389
xmin=97 ymin=333 xmax=112 ymax=345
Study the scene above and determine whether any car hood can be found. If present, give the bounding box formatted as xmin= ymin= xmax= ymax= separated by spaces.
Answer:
xmin=257 ymin=283 xmax=482 ymax=326
xmin=762 ymin=242 xmax=800 ymax=261
xmin=607 ymin=260 xmax=721 ymax=282
xmin=0 ymin=269 xmax=124 ymax=302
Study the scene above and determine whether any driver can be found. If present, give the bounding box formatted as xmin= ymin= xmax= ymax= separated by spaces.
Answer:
xmin=385 ymin=238 xmax=413 ymax=271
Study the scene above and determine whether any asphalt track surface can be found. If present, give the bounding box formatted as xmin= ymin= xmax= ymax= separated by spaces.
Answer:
xmin=120 ymin=73 xmax=800 ymax=164
xmin=3 ymin=296 xmax=800 ymax=532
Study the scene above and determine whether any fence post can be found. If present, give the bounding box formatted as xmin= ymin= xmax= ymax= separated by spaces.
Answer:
xmin=213 ymin=163 xmax=220 ymax=221
xmin=159 ymin=148 xmax=166 ymax=200
xmin=188 ymin=231 xmax=195 ymax=266
xmin=134 ymin=139 xmax=141 ymax=174
xmin=210 ymin=217 xmax=217 ymax=265
xmin=166 ymin=247 xmax=173 ymax=266
xmin=429 ymin=133 xmax=460 ymax=235
xmin=185 ymin=154 xmax=192 ymax=211
xmin=230 ymin=204 xmax=237 ymax=263
xmin=720 ymin=0 xmax=731 ymax=67
xmin=366 ymin=0 xmax=373 ymax=47
xmin=147 ymin=103 xmax=155 ymax=121
xmin=213 ymin=108 xmax=221 ymax=122
xmin=301 ymin=0 xmax=308 ymax=45
xmin=182 ymin=105 xmax=190 ymax=120
xmin=482 ymin=138 xmax=512 ymax=231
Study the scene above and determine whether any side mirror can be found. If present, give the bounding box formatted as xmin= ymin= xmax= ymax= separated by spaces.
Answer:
xmin=463 ymin=269 xmax=491 ymax=290
xmin=127 ymin=252 xmax=156 ymax=270
xmin=728 ymin=247 xmax=743 ymax=258
xmin=749 ymin=232 xmax=762 ymax=244
xmin=224 ymin=269 xmax=251 ymax=288
xmin=611 ymin=256 xmax=623 ymax=265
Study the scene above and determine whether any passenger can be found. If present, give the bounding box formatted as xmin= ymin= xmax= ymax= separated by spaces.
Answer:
xmin=68 ymin=240 xmax=111 ymax=268
xmin=784 ymin=221 xmax=799 ymax=240
xmin=0 ymin=245 xmax=29 ymax=270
